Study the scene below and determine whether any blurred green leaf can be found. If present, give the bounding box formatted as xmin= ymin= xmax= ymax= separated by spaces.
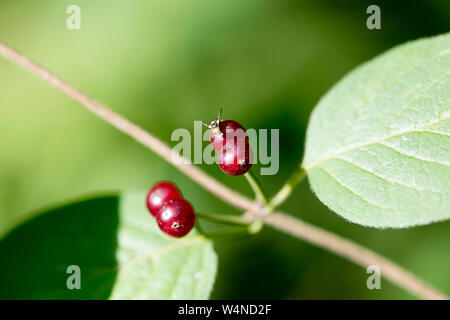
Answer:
xmin=303 ymin=33 xmax=450 ymax=228
xmin=0 ymin=192 xmax=217 ymax=299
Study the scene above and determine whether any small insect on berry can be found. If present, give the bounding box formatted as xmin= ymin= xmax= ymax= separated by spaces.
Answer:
xmin=156 ymin=198 xmax=196 ymax=238
xmin=146 ymin=181 xmax=183 ymax=216
xmin=202 ymin=109 xmax=248 ymax=151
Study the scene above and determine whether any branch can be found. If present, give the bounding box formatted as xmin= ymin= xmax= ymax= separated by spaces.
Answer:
xmin=0 ymin=40 xmax=447 ymax=300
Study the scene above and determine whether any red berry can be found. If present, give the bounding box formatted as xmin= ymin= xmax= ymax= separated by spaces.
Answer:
xmin=210 ymin=120 xmax=247 ymax=151
xmin=218 ymin=140 xmax=253 ymax=176
xmin=156 ymin=198 xmax=196 ymax=238
xmin=146 ymin=181 xmax=183 ymax=216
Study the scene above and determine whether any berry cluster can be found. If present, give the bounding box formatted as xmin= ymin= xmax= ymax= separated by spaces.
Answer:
xmin=204 ymin=110 xmax=253 ymax=176
xmin=147 ymin=111 xmax=252 ymax=238
xmin=146 ymin=181 xmax=195 ymax=238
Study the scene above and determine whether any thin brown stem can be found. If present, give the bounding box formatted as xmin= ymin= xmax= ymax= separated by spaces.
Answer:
xmin=0 ymin=40 xmax=447 ymax=300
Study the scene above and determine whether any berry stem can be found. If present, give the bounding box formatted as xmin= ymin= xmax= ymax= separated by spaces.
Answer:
xmin=244 ymin=170 xmax=268 ymax=206
xmin=267 ymin=166 xmax=307 ymax=212
xmin=196 ymin=212 xmax=251 ymax=226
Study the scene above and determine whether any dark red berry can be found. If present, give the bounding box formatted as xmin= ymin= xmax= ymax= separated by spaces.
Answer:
xmin=210 ymin=120 xmax=247 ymax=151
xmin=218 ymin=140 xmax=253 ymax=176
xmin=156 ymin=198 xmax=195 ymax=238
xmin=146 ymin=181 xmax=183 ymax=216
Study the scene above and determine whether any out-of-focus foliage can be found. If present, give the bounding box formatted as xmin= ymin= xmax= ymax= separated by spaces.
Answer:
xmin=0 ymin=0 xmax=449 ymax=299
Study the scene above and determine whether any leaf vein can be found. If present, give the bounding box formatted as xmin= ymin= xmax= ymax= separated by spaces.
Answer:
xmin=168 ymin=247 xmax=194 ymax=299
xmin=118 ymin=235 xmax=206 ymax=276
xmin=377 ymin=141 xmax=450 ymax=166
xmin=304 ymin=108 xmax=450 ymax=170
xmin=387 ymin=71 xmax=450 ymax=131
xmin=317 ymin=166 xmax=390 ymax=210
xmin=334 ymin=157 xmax=442 ymax=193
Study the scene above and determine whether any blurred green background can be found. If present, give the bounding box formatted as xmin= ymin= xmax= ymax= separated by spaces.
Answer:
xmin=0 ymin=0 xmax=449 ymax=299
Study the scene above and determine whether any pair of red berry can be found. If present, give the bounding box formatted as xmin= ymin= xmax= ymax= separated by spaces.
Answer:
xmin=205 ymin=110 xmax=252 ymax=176
xmin=146 ymin=181 xmax=195 ymax=237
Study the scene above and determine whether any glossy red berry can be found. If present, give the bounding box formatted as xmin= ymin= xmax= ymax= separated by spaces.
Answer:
xmin=210 ymin=119 xmax=247 ymax=151
xmin=218 ymin=140 xmax=253 ymax=176
xmin=146 ymin=181 xmax=183 ymax=216
xmin=156 ymin=198 xmax=196 ymax=238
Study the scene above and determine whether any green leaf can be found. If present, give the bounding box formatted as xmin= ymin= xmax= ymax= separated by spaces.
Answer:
xmin=303 ymin=33 xmax=450 ymax=228
xmin=0 ymin=193 xmax=217 ymax=299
